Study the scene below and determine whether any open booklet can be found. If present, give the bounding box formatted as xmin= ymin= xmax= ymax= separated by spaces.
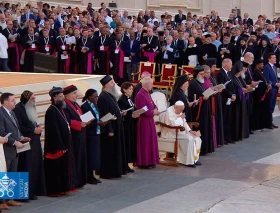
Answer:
xmin=133 ymin=106 xmax=148 ymax=115
xmin=202 ymin=80 xmax=231 ymax=97
xmin=100 ymin=113 xmax=117 ymax=122
xmin=80 ymin=111 xmax=95 ymax=123
xmin=17 ymin=142 xmax=31 ymax=154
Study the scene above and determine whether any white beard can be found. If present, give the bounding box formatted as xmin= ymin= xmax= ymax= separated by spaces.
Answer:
xmin=241 ymin=72 xmax=246 ymax=79
xmin=24 ymin=100 xmax=38 ymax=124
xmin=197 ymin=78 xmax=205 ymax=84
xmin=108 ymin=85 xmax=121 ymax=100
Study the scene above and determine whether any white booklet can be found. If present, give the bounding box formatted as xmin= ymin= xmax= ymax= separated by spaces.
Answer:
xmin=17 ymin=142 xmax=31 ymax=153
xmin=124 ymin=57 xmax=131 ymax=62
xmin=202 ymin=87 xmax=215 ymax=97
xmin=4 ymin=133 xmax=12 ymax=138
xmin=80 ymin=111 xmax=95 ymax=123
xmin=61 ymin=54 xmax=68 ymax=60
xmin=133 ymin=106 xmax=148 ymax=115
xmin=100 ymin=113 xmax=117 ymax=122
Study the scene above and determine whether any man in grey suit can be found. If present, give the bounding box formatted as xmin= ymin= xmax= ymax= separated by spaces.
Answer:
xmin=0 ymin=93 xmax=30 ymax=210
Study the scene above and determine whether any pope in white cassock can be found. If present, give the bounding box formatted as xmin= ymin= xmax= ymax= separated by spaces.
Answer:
xmin=161 ymin=101 xmax=202 ymax=167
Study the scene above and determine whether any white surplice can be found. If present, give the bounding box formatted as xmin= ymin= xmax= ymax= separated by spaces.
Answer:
xmin=161 ymin=106 xmax=202 ymax=165
xmin=0 ymin=140 xmax=6 ymax=172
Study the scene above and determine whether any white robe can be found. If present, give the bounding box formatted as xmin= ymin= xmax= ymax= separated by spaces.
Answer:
xmin=161 ymin=106 xmax=202 ymax=165
xmin=0 ymin=140 xmax=6 ymax=172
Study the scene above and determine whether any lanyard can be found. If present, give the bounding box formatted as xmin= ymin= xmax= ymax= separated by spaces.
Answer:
xmin=115 ymin=40 xmax=121 ymax=48
xmin=82 ymin=38 xmax=87 ymax=46
xmin=147 ymin=35 xmax=153 ymax=44
xmin=28 ymin=35 xmax=34 ymax=42
xmin=101 ymin=35 xmax=106 ymax=45
xmin=44 ymin=37 xmax=49 ymax=45
xmin=261 ymin=47 xmax=267 ymax=59
xmin=241 ymin=47 xmax=247 ymax=56
xmin=60 ymin=36 xmax=66 ymax=45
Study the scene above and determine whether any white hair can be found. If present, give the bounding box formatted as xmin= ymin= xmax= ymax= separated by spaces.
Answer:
xmin=25 ymin=100 xmax=38 ymax=124
xmin=142 ymin=77 xmax=153 ymax=85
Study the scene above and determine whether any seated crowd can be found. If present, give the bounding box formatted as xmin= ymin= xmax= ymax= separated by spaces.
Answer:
xmin=0 ymin=1 xmax=279 ymax=211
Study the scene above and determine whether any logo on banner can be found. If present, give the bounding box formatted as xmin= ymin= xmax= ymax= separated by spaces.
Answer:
xmin=0 ymin=172 xmax=29 ymax=199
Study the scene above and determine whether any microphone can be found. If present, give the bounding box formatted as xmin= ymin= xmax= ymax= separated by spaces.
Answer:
xmin=179 ymin=67 xmax=190 ymax=75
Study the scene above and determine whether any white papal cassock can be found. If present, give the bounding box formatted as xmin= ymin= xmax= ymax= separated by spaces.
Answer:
xmin=161 ymin=106 xmax=202 ymax=165
xmin=0 ymin=140 xmax=6 ymax=172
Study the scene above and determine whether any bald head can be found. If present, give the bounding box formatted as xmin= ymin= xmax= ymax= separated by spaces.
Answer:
xmin=244 ymin=52 xmax=254 ymax=65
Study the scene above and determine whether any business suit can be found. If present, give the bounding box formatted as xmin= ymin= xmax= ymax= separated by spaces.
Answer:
xmin=174 ymin=14 xmax=186 ymax=24
xmin=216 ymin=68 xmax=235 ymax=142
xmin=0 ymin=106 xmax=23 ymax=172
xmin=162 ymin=43 xmax=176 ymax=64
xmin=20 ymin=13 xmax=35 ymax=23
xmin=243 ymin=18 xmax=253 ymax=26
xmin=263 ymin=63 xmax=279 ymax=120
xmin=124 ymin=39 xmax=140 ymax=81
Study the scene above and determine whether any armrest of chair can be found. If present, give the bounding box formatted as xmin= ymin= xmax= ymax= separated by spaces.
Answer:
xmin=153 ymin=74 xmax=162 ymax=77
xmin=131 ymin=72 xmax=140 ymax=76
xmin=187 ymin=122 xmax=199 ymax=129
xmin=155 ymin=121 xmax=185 ymax=131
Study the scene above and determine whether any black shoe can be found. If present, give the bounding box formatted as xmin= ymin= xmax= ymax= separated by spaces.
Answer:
xmin=195 ymin=161 xmax=202 ymax=166
xmin=92 ymin=176 xmax=102 ymax=184
xmin=249 ymin=131 xmax=254 ymax=135
xmin=30 ymin=196 xmax=38 ymax=200
xmin=149 ymin=165 xmax=156 ymax=168
xmin=127 ymin=166 xmax=135 ymax=173
xmin=87 ymin=179 xmax=98 ymax=185
xmin=187 ymin=164 xmax=196 ymax=168
xmin=272 ymin=123 xmax=278 ymax=128
xmin=267 ymin=126 xmax=273 ymax=129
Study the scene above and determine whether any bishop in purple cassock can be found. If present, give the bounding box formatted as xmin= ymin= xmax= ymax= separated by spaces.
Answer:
xmin=135 ymin=78 xmax=159 ymax=168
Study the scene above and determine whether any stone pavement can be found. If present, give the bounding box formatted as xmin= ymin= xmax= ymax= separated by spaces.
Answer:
xmin=7 ymin=117 xmax=280 ymax=213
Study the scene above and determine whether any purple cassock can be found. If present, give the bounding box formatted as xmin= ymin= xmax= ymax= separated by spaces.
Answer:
xmin=135 ymin=88 xmax=159 ymax=166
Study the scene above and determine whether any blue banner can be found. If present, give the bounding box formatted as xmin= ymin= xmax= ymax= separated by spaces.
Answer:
xmin=0 ymin=172 xmax=29 ymax=199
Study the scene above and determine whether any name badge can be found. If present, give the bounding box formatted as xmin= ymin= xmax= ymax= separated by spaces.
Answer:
xmin=240 ymin=57 xmax=244 ymax=61
xmin=100 ymin=45 xmax=104 ymax=51
xmin=31 ymin=43 xmax=35 ymax=48
xmin=62 ymin=45 xmax=65 ymax=50
xmin=45 ymin=46 xmax=49 ymax=51
xmin=115 ymin=49 xmax=119 ymax=54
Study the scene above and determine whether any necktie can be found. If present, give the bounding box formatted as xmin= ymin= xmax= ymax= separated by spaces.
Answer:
xmin=10 ymin=111 xmax=21 ymax=140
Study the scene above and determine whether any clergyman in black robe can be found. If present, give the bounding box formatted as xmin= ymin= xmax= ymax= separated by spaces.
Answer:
xmin=188 ymin=65 xmax=214 ymax=155
xmin=199 ymin=34 xmax=217 ymax=65
xmin=205 ymin=58 xmax=224 ymax=146
xmin=44 ymin=87 xmax=76 ymax=196
xmin=97 ymin=75 xmax=127 ymax=179
xmin=170 ymin=75 xmax=193 ymax=122
xmin=252 ymin=59 xmax=272 ymax=130
xmin=63 ymin=85 xmax=87 ymax=188
xmin=13 ymin=91 xmax=46 ymax=200
xmin=231 ymin=65 xmax=250 ymax=141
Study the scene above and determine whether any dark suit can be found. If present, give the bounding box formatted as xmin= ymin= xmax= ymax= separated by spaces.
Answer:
xmin=216 ymin=68 xmax=235 ymax=142
xmin=162 ymin=44 xmax=176 ymax=63
xmin=263 ymin=63 xmax=278 ymax=116
xmin=0 ymin=106 xmax=23 ymax=172
xmin=243 ymin=18 xmax=253 ymax=26
xmin=20 ymin=13 xmax=35 ymax=23
xmin=174 ymin=14 xmax=186 ymax=24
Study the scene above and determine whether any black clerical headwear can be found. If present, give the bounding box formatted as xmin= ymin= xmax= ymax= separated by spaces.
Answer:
xmin=193 ymin=65 xmax=205 ymax=78
xmin=205 ymin=58 xmax=217 ymax=68
xmin=100 ymin=75 xmax=113 ymax=86
xmin=205 ymin=34 xmax=211 ymax=38
xmin=158 ymin=31 xmax=164 ymax=36
xmin=63 ymin=85 xmax=78 ymax=95
xmin=49 ymin=86 xmax=63 ymax=97
xmin=223 ymin=33 xmax=230 ymax=37
xmin=240 ymin=36 xmax=249 ymax=42
xmin=20 ymin=90 xmax=33 ymax=105
xmin=250 ymin=32 xmax=257 ymax=36
xmin=254 ymin=59 xmax=263 ymax=65
xmin=172 ymin=75 xmax=188 ymax=93
xmin=242 ymin=61 xmax=249 ymax=68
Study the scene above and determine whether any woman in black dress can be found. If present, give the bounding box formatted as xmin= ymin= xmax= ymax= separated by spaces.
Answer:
xmin=81 ymin=89 xmax=106 ymax=184
xmin=118 ymin=82 xmax=139 ymax=173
